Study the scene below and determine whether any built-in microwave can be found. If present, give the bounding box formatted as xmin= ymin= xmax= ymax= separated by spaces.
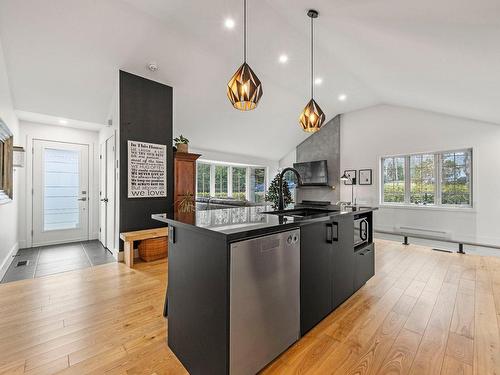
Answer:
xmin=354 ymin=216 xmax=369 ymax=247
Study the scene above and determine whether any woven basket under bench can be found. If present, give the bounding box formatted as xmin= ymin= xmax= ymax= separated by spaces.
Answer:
xmin=138 ymin=236 xmax=168 ymax=262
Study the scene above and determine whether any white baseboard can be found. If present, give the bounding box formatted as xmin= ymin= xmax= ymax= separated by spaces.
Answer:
xmin=18 ymin=239 xmax=27 ymax=250
xmin=0 ymin=242 xmax=19 ymax=281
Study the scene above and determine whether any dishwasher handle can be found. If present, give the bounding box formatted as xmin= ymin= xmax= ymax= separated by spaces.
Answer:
xmin=326 ymin=222 xmax=338 ymax=243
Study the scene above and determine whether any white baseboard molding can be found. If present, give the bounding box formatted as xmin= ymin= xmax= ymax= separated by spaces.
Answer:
xmin=18 ymin=240 xmax=27 ymax=250
xmin=0 ymin=242 xmax=19 ymax=281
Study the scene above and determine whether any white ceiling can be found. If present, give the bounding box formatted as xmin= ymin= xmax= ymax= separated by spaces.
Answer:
xmin=0 ymin=0 xmax=499 ymax=160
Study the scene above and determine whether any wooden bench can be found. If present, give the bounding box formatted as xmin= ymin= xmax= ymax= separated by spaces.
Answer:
xmin=119 ymin=228 xmax=168 ymax=268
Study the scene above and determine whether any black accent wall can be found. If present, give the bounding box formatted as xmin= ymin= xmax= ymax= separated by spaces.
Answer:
xmin=119 ymin=71 xmax=174 ymax=249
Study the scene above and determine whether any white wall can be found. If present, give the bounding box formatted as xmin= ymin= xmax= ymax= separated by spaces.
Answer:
xmin=341 ymin=104 xmax=500 ymax=249
xmin=17 ymin=121 xmax=100 ymax=248
xmin=0 ymin=38 xmax=20 ymax=278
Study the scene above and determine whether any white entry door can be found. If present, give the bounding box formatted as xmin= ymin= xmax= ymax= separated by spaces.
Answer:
xmin=33 ymin=140 xmax=89 ymax=246
xmin=99 ymin=134 xmax=115 ymax=251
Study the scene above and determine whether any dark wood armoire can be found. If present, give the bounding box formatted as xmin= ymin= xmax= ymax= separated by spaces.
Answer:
xmin=174 ymin=152 xmax=201 ymax=224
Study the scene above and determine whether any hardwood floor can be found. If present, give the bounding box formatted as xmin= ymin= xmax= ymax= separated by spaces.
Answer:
xmin=0 ymin=239 xmax=499 ymax=375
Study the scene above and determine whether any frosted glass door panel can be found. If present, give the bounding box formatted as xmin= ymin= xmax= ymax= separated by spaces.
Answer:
xmin=33 ymin=140 xmax=89 ymax=246
xmin=43 ymin=148 xmax=80 ymax=231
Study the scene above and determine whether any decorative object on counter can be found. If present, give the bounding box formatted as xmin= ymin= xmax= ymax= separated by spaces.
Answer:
xmin=173 ymin=135 xmax=189 ymax=153
xmin=265 ymin=173 xmax=293 ymax=210
xmin=127 ymin=140 xmax=167 ymax=198
xmin=0 ymin=118 xmax=13 ymax=204
xmin=227 ymin=0 xmax=263 ymax=111
xmin=138 ymin=236 xmax=168 ymax=262
xmin=358 ymin=169 xmax=372 ymax=185
xmin=341 ymin=170 xmax=357 ymax=205
xmin=13 ymin=146 xmax=25 ymax=168
xmin=177 ymin=192 xmax=195 ymax=213
xmin=299 ymin=10 xmax=325 ymax=133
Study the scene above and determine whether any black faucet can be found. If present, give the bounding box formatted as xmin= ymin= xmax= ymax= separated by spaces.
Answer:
xmin=278 ymin=167 xmax=302 ymax=211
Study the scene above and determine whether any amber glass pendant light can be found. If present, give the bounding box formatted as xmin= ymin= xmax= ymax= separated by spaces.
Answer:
xmin=299 ymin=10 xmax=325 ymax=132
xmin=227 ymin=0 xmax=263 ymax=111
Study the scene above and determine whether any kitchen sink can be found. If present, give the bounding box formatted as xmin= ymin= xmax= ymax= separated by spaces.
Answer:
xmin=263 ymin=208 xmax=338 ymax=218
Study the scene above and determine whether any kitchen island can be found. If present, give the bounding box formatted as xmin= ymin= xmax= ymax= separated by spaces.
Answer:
xmin=152 ymin=204 xmax=376 ymax=375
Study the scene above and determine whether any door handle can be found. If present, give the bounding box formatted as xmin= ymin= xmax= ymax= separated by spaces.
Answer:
xmin=78 ymin=197 xmax=87 ymax=201
xmin=326 ymin=222 xmax=338 ymax=243
xmin=100 ymin=198 xmax=108 ymax=202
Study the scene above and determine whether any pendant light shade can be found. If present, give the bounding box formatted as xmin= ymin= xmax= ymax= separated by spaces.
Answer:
xmin=299 ymin=9 xmax=325 ymax=132
xmin=227 ymin=0 xmax=263 ymax=111
xmin=227 ymin=62 xmax=263 ymax=111
xmin=299 ymin=98 xmax=326 ymax=132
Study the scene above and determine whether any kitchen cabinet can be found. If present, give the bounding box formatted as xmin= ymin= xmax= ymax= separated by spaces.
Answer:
xmin=332 ymin=214 xmax=354 ymax=309
xmin=300 ymin=214 xmax=354 ymax=335
xmin=174 ymin=152 xmax=201 ymax=224
xmin=354 ymin=243 xmax=375 ymax=291
xmin=300 ymin=221 xmax=333 ymax=335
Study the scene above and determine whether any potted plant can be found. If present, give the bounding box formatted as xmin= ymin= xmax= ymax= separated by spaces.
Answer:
xmin=265 ymin=173 xmax=294 ymax=209
xmin=174 ymin=135 xmax=189 ymax=153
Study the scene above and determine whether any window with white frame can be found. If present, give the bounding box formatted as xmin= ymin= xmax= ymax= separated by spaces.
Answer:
xmin=196 ymin=161 xmax=267 ymax=203
xmin=381 ymin=149 xmax=472 ymax=207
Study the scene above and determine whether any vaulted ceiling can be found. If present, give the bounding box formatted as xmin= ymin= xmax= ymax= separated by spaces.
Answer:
xmin=0 ymin=0 xmax=499 ymax=160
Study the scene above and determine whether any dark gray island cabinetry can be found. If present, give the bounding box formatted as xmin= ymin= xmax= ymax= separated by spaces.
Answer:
xmin=152 ymin=204 xmax=376 ymax=375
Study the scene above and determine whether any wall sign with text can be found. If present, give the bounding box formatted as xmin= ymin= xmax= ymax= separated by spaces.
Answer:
xmin=128 ymin=140 xmax=167 ymax=198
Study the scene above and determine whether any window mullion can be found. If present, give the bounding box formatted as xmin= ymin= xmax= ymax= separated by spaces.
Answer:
xmin=228 ymin=166 xmax=233 ymax=198
xmin=210 ymin=164 xmax=215 ymax=197
xmin=405 ymin=156 xmax=411 ymax=204
xmin=436 ymin=153 xmax=441 ymax=205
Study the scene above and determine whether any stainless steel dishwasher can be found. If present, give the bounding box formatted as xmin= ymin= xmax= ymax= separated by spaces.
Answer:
xmin=229 ymin=229 xmax=300 ymax=375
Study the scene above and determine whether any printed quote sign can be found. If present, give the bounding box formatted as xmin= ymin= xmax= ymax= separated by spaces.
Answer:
xmin=128 ymin=140 xmax=167 ymax=198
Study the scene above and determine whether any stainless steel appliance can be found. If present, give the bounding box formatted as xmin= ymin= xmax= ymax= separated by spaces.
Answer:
xmin=354 ymin=216 xmax=369 ymax=247
xmin=230 ymin=229 xmax=300 ymax=375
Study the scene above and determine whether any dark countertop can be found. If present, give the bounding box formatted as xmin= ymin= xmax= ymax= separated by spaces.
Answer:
xmin=152 ymin=204 xmax=377 ymax=242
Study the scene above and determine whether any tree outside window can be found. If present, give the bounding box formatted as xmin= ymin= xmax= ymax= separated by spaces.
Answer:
xmin=382 ymin=157 xmax=405 ymax=203
xmin=214 ymin=165 xmax=228 ymax=198
xmin=232 ymin=167 xmax=246 ymax=201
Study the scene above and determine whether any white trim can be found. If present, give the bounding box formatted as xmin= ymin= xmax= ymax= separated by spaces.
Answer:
xmin=0 ymin=242 xmax=18 ymax=281
xmin=26 ymin=136 xmax=96 ymax=248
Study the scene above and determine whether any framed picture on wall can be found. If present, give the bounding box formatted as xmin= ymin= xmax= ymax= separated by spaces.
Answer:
xmin=343 ymin=170 xmax=356 ymax=185
xmin=359 ymin=169 xmax=372 ymax=185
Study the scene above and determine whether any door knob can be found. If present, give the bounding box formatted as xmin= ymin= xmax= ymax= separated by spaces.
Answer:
xmin=100 ymin=198 xmax=108 ymax=202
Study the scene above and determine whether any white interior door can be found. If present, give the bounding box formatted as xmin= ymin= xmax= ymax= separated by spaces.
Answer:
xmin=99 ymin=142 xmax=106 ymax=245
xmin=98 ymin=135 xmax=115 ymax=251
xmin=33 ymin=140 xmax=89 ymax=246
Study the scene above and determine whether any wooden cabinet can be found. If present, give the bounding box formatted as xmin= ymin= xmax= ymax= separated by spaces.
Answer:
xmin=174 ymin=152 xmax=201 ymax=224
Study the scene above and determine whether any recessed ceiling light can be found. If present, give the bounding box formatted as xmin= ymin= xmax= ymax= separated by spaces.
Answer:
xmin=314 ymin=77 xmax=323 ymax=85
xmin=279 ymin=54 xmax=288 ymax=64
xmin=58 ymin=119 xmax=68 ymax=125
xmin=224 ymin=18 xmax=235 ymax=29
xmin=338 ymin=94 xmax=347 ymax=101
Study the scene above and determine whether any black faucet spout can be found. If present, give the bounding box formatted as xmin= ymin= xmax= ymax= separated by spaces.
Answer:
xmin=278 ymin=167 xmax=302 ymax=211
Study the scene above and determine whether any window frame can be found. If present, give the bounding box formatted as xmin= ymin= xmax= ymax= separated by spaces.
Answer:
xmin=380 ymin=148 xmax=473 ymax=209
xmin=195 ymin=161 xmax=268 ymax=202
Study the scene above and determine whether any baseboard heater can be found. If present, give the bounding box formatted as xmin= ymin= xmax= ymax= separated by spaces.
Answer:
xmin=397 ymin=226 xmax=450 ymax=241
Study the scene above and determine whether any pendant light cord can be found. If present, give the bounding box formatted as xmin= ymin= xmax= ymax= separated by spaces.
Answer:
xmin=244 ymin=0 xmax=247 ymax=63
xmin=311 ymin=15 xmax=314 ymax=99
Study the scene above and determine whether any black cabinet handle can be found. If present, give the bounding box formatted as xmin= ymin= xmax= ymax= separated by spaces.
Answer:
xmin=360 ymin=219 xmax=368 ymax=241
xmin=326 ymin=222 xmax=338 ymax=243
